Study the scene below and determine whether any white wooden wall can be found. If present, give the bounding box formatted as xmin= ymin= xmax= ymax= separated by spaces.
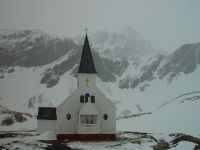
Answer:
xmin=56 ymin=73 xmax=116 ymax=134
xmin=37 ymin=120 xmax=56 ymax=134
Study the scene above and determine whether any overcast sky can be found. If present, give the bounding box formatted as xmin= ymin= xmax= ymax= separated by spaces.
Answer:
xmin=0 ymin=0 xmax=200 ymax=51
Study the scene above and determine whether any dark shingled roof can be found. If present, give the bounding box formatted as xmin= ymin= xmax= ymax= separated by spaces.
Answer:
xmin=37 ymin=107 xmax=57 ymax=120
xmin=78 ymin=34 xmax=97 ymax=74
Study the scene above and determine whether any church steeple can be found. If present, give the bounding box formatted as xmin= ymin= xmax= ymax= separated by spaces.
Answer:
xmin=78 ymin=34 xmax=97 ymax=74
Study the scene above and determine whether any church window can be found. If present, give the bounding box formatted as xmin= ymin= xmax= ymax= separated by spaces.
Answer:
xmin=66 ymin=113 xmax=71 ymax=120
xmin=85 ymin=93 xmax=90 ymax=103
xmin=80 ymin=115 xmax=97 ymax=124
xmin=103 ymin=114 xmax=108 ymax=120
xmin=91 ymin=96 xmax=95 ymax=103
xmin=80 ymin=95 xmax=84 ymax=103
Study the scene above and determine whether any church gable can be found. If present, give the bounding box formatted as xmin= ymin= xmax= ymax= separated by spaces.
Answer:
xmin=88 ymin=87 xmax=117 ymax=110
xmin=57 ymin=88 xmax=97 ymax=113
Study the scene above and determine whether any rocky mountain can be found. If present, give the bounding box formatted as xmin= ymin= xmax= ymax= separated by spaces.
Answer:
xmin=0 ymin=29 xmax=129 ymax=85
xmin=75 ymin=28 xmax=154 ymax=59
xmin=0 ymin=29 xmax=78 ymax=67
xmin=158 ymin=43 xmax=200 ymax=80
xmin=119 ymin=42 xmax=200 ymax=90
xmin=0 ymin=29 xmax=200 ymax=90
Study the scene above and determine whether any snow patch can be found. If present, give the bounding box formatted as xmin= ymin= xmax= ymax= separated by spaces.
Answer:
xmin=35 ymin=130 xmax=56 ymax=140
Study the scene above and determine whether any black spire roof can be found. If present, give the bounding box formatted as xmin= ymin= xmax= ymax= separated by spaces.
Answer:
xmin=78 ymin=34 xmax=97 ymax=74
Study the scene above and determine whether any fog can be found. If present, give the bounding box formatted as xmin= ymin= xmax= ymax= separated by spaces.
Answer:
xmin=0 ymin=0 xmax=200 ymax=51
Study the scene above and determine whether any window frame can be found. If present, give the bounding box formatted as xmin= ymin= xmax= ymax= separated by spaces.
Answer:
xmin=91 ymin=96 xmax=95 ymax=103
xmin=80 ymin=95 xmax=84 ymax=103
xmin=80 ymin=114 xmax=98 ymax=125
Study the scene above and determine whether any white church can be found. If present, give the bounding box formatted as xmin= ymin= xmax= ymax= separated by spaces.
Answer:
xmin=37 ymin=33 xmax=116 ymax=140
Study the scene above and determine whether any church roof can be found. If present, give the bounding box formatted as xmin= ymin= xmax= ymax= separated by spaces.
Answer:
xmin=37 ymin=107 xmax=57 ymax=120
xmin=78 ymin=34 xmax=97 ymax=74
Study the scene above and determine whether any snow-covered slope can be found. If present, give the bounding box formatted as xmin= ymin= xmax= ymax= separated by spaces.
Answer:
xmin=0 ymin=63 xmax=200 ymax=135
xmin=0 ymin=64 xmax=200 ymax=150
xmin=0 ymin=63 xmax=77 ymax=114
xmin=114 ymin=67 xmax=200 ymax=135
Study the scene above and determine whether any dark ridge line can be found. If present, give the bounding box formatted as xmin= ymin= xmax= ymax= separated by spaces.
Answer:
xmin=153 ymin=90 xmax=200 ymax=112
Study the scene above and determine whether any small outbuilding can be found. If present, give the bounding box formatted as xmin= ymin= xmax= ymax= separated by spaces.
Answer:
xmin=37 ymin=107 xmax=57 ymax=134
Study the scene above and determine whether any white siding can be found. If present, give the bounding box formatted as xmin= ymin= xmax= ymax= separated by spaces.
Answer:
xmin=37 ymin=120 xmax=56 ymax=134
xmin=78 ymin=73 xmax=96 ymax=89
xmin=56 ymin=73 xmax=116 ymax=135
xmin=56 ymin=89 xmax=81 ymax=134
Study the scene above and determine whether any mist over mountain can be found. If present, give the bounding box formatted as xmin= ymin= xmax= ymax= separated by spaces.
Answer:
xmin=0 ymin=29 xmax=78 ymax=67
xmin=0 ymin=28 xmax=200 ymax=89
xmin=0 ymin=28 xmax=199 ymax=117
xmin=75 ymin=28 xmax=154 ymax=59
xmin=119 ymin=42 xmax=200 ymax=89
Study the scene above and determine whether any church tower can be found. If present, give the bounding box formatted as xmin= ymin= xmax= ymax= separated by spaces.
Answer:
xmin=78 ymin=34 xmax=97 ymax=89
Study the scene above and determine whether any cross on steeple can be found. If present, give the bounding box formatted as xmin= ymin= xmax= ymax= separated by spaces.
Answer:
xmin=85 ymin=78 xmax=90 ymax=87
xmin=84 ymin=26 xmax=89 ymax=34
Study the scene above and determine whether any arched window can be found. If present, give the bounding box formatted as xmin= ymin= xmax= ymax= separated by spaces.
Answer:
xmin=85 ymin=93 xmax=90 ymax=103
